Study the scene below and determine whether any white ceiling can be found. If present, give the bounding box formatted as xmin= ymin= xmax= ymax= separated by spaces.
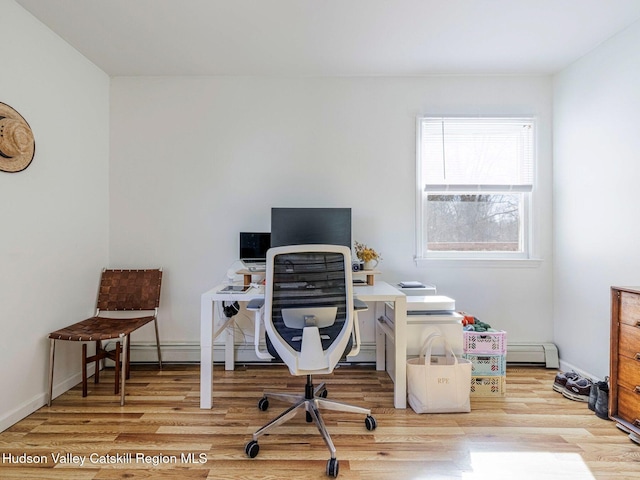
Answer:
xmin=15 ymin=0 xmax=640 ymax=77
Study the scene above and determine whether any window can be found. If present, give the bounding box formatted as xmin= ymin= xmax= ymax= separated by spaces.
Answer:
xmin=416 ymin=116 xmax=535 ymax=260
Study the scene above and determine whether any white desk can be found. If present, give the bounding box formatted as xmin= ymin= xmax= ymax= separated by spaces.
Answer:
xmin=199 ymin=280 xmax=407 ymax=409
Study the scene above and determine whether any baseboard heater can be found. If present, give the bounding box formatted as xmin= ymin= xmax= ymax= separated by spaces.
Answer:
xmin=506 ymin=342 xmax=559 ymax=368
xmin=125 ymin=341 xmax=560 ymax=369
xmin=122 ymin=343 xmax=379 ymax=364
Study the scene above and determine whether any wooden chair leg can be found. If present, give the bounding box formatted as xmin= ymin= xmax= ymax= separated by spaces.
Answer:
xmin=82 ymin=343 xmax=88 ymax=397
xmin=114 ymin=341 xmax=121 ymax=395
xmin=96 ymin=341 xmax=103 ymax=384
xmin=120 ymin=334 xmax=128 ymax=406
xmin=125 ymin=335 xmax=131 ymax=380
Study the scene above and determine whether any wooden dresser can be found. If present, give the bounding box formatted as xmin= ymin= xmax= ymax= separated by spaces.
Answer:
xmin=610 ymin=286 xmax=640 ymax=443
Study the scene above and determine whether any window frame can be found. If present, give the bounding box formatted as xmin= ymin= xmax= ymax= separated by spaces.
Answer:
xmin=415 ymin=115 xmax=537 ymax=264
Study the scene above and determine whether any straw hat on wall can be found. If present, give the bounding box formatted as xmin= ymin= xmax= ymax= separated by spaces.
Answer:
xmin=0 ymin=102 xmax=35 ymax=173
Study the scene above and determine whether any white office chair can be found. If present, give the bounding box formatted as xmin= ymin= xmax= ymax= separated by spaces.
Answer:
xmin=245 ymin=244 xmax=376 ymax=478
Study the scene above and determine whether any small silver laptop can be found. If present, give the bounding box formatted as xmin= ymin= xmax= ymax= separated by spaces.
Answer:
xmin=240 ymin=232 xmax=270 ymax=271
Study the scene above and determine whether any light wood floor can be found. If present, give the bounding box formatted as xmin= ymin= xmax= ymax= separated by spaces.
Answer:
xmin=0 ymin=364 xmax=638 ymax=479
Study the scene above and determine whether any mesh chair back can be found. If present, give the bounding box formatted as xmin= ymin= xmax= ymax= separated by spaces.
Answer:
xmin=270 ymin=250 xmax=348 ymax=352
xmin=264 ymin=245 xmax=354 ymax=374
xmin=96 ymin=269 xmax=163 ymax=311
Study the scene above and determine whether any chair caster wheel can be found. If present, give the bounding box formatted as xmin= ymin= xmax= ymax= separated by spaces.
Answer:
xmin=319 ymin=389 xmax=328 ymax=398
xmin=326 ymin=457 xmax=339 ymax=477
xmin=245 ymin=440 xmax=259 ymax=458
xmin=258 ymin=397 xmax=269 ymax=411
xmin=365 ymin=415 xmax=377 ymax=431
xmin=306 ymin=411 xmax=313 ymax=423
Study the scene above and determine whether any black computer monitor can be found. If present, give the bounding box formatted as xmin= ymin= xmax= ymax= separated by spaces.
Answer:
xmin=270 ymin=208 xmax=352 ymax=248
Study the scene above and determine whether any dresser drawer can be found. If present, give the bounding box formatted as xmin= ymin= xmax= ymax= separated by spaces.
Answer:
xmin=619 ymin=323 xmax=640 ymax=360
xmin=618 ymin=355 xmax=640 ymax=391
xmin=620 ymin=291 xmax=640 ymax=327
xmin=611 ymin=288 xmax=640 ymax=436
xmin=617 ymin=385 xmax=640 ymax=428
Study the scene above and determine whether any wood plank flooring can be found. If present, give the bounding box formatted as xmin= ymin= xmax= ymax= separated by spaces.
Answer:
xmin=1 ymin=364 xmax=638 ymax=479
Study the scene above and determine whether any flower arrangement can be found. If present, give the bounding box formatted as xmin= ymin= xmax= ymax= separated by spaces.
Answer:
xmin=354 ymin=241 xmax=381 ymax=263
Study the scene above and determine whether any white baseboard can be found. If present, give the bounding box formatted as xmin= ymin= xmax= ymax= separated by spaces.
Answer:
xmin=558 ymin=359 xmax=602 ymax=383
xmin=102 ymin=341 xmax=561 ymax=368
xmin=0 ymin=365 xmax=95 ymax=433
xmin=0 ymin=393 xmax=47 ymax=433
xmin=125 ymin=342 xmax=378 ymax=364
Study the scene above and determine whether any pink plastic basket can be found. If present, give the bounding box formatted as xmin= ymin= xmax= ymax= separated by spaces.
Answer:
xmin=464 ymin=330 xmax=506 ymax=354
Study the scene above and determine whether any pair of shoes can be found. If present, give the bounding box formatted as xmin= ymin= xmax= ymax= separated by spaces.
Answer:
xmin=562 ymin=376 xmax=593 ymax=402
xmin=593 ymin=378 xmax=610 ymax=420
xmin=553 ymin=370 xmax=594 ymax=403
xmin=553 ymin=371 xmax=580 ymax=394
xmin=588 ymin=383 xmax=597 ymax=410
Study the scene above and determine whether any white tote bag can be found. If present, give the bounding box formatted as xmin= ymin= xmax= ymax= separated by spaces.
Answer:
xmin=407 ymin=331 xmax=472 ymax=413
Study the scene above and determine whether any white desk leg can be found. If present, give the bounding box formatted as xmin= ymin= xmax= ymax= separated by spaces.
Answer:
xmin=393 ymin=295 xmax=407 ymax=409
xmin=200 ymin=295 xmax=213 ymax=409
xmin=224 ymin=308 xmax=235 ymax=371
xmin=375 ymin=302 xmax=386 ymax=371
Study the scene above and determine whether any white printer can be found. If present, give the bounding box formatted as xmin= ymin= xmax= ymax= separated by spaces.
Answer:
xmin=384 ymin=295 xmax=463 ymax=356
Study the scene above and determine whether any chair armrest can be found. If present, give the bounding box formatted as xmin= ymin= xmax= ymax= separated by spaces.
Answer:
xmin=247 ymin=298 xmax=264 ymax=311
xmin=354 ymin=298 xmax=368 ymax=311
xmin=247 ymin=298 xmax=274 ymax=360
xmin=347 ymin=298 xmax=367 ymax=359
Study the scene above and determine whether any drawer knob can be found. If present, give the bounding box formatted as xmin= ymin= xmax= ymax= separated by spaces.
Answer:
xmin=635 ymin=386 xmax=640 ymax=394
xmin=636 ymin=353 xmax=640 ymax=361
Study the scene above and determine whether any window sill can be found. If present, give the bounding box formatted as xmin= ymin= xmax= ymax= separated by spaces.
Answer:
xmin=414 ymin=257 xmax=543 ymax=269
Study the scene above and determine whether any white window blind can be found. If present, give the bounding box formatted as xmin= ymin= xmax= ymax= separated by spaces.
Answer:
xmin=420 ymin=117 xmax=534 ymax=192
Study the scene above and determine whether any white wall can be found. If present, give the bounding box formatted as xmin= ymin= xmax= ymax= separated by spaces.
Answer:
xmin=110 ymin=75 xmax=553 ymax=355
xmin=0 ymin=0 xmax=109 ymax=430
xmin=553 ymin=20 xmax=640 ymax=379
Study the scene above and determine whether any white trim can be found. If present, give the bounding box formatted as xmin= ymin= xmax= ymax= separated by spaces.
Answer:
xmin=559 ymin=359 xmax=603 ymax=383
xmin=1 ymin=365 xmax=95 ymax=433
xmin=1 ymin=394 xmax=47 ymax=433
xmin=127 ymin=341 xmax=378 ymax=364
xmin=415 ymin=115 xmax=425 ymax=264
xmin=415 ymin=257 xmax=543 ymax=268
xmin=425 ymin=184 xmax=533 ymax=192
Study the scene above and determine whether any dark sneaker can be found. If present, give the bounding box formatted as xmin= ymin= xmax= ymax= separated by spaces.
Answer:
xmin=594 ymin=380 xmax=610 ymax=420
xmin=588 ymin=383 xmax=598 ymax=411
xmin=553 ymin=371 xmax=581 ymax=394
xmin=563 ymin=376 xmax=593 ymax=402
